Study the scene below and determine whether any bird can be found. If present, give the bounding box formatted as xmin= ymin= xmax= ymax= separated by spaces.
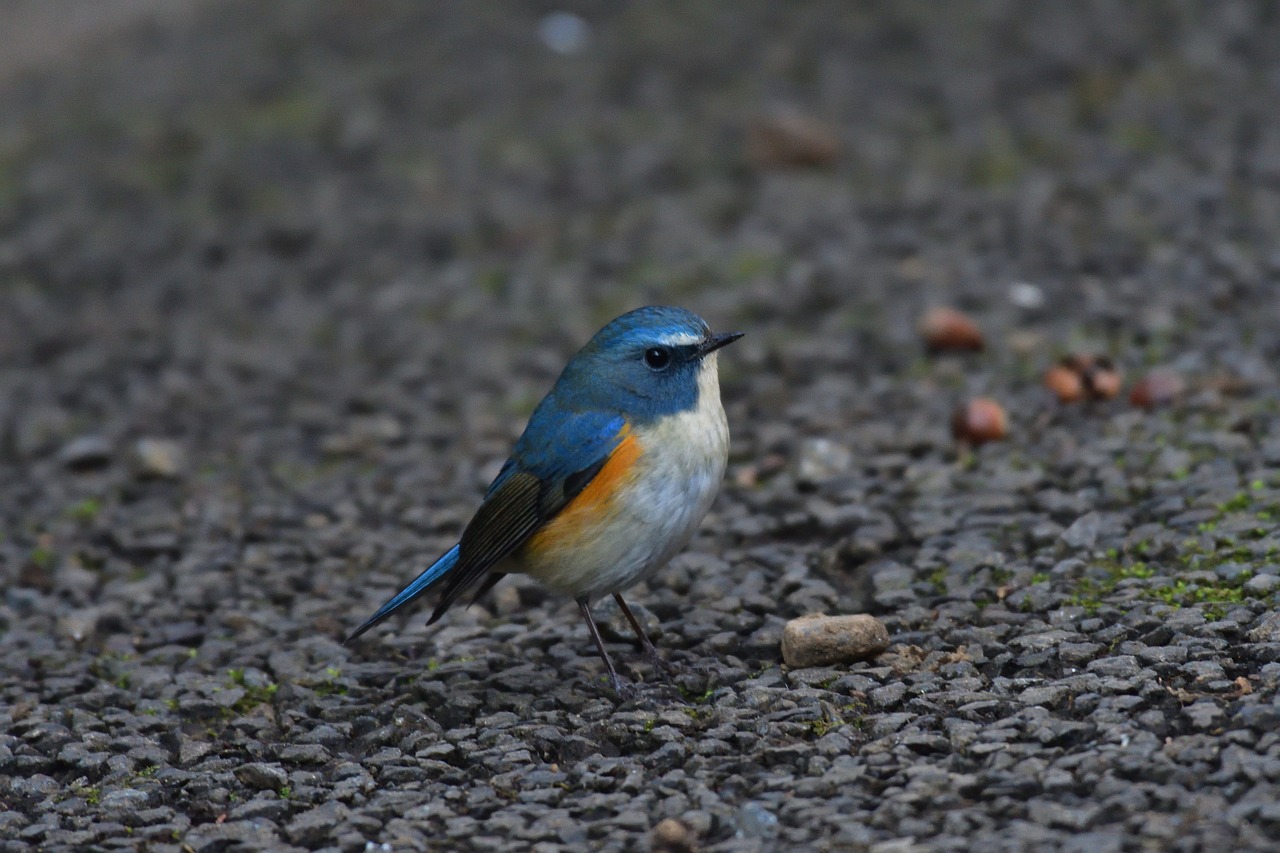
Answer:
xmin=345 ymin=306 xmax=742 ymax=693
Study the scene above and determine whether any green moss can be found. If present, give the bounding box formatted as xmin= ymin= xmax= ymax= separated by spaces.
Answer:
xmin=809 ymin=700 xmax=867 ymax=737
xmin=65 ymin=498 xmax=103 ymax=522
xmin=681 ymin=706 xmax=712 ymax=722
xmin=1067 ymin=560 xmax=1155 ymax=613
xmin=1218 ymin=491 xmax=1253 ymax=514
xmin=1066 ymin=535 xmax=1267 ymax=617
xmin=926 ymin=567 xmax=949 ymax=595
xmin=227 ymin=668 xmax=281 ymax=711
xmin=29 ymin=546 xmax=55 ymax=569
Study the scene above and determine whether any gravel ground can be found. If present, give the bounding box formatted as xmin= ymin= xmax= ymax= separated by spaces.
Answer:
xmin=3 ymin=2 xmax=1280 ymax=850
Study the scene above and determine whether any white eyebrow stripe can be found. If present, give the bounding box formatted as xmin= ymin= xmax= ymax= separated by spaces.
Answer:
xmin=659 ymin=332 xmax=704 ymax=346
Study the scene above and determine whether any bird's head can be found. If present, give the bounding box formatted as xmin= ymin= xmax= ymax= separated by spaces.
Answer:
xmin=557 ymin=306 xmax=742 ymax=421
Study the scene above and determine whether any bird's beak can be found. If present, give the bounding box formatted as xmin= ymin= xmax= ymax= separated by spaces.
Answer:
xmin=696 ymin=331 xmax=744 ymax=357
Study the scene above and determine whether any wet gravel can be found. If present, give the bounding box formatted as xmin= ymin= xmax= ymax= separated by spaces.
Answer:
xmin=4 ymin=1 xmax=1280 ymax=850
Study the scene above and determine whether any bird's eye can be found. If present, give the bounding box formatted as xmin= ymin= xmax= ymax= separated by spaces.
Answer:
xmin=644 ymin=347 xmax=672 ymax=371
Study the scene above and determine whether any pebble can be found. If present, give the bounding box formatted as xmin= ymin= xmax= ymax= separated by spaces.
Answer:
xmin=1060 ymin=512 xmax=1103 ymax=550
xmin=132 ymin=438 xmax=184 ymax=478
xmin=795 ymin=438 xmax=853 ymax=484
xmin=1244 ymin=574 xmax=1280 ymax=595
xmin=58 ymin=435 xmax=112 ymax=470
xmin=234 ymin=762 xmax=289 ymax=791
xmin=651 ymin=817 xmax=696 ymax=853
xmin=781 ymin=614 xmax=890 ymax=668
xmin=286 ymin=801 xmax=350 ymax=846
xmin=747 ymin=108 xmax=840 ymax=169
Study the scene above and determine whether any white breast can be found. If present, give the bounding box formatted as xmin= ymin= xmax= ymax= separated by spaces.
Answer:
xmin=521 ymin=354 xmax=729 ymax=600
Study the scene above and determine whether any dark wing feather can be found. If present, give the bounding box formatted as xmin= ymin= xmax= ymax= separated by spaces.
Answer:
xmin=441 ymin=454 xmax=614 ymax=614
xmin=426 ymin=409 xmax=628 ymax=621
xmin=466 ymin=571 xmax=507 ymax=606
xmin=428 ymin=471 xmax=542 ymax=622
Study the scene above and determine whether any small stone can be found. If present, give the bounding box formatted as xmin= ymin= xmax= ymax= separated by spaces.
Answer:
xmin=320 ymin=414 xmax=404 ymax=456
xmin=179 ymin=737 xmax=213 ymax=766
xmin=59 ymin=435 xmax=112 ymax=470
xmin=951 ymin=398 xmax=1007 ymax=445
xmin=234 ymin=762 xmax=289 ymax=791
xmin=1060 ymin=512 xmax=1102 ymax=550
xmin=918 ymin=306 xmax=984 ymax=353
xmin=1050 ymin=353 xmax=1126 ymax=402
xmin=286 ymin=801 xmax=349 ymax=846
xmin=733 ymin=802 xmax=779 ymax=841
xmin=99 ymin=788 xmax=150 ymax=811
xmin=538 ymin=11 xmax=590 ymax=55
xmin=781 ymin=614 xmax=889 ymax=668
xmin=1244 ymin=574 xmax=1280 ymax=595
xmin=795 ymin=438 xmax=853 ymax=484
xmin=132 ymin=438 xmax=184 ymax=479
xmin=747 ymin=108 xmax=839 ymax=169
xmin=1129 ymin=370 xmax=1186 ymax=410
xmin=1248 ymin=612 xmax=1280 ymax=643
xmin=652 ymin=817 xmax=696 ymax=853
xmin=1044 ymin=364 xmax=1085 ymax=403
xmin=1183 ymin=700 xmax=1224 ymax=730
xmin=57 ymin=607 xmax=101 ymax=643
xmin=1008 ymin=282 xmax=1046 ymax=311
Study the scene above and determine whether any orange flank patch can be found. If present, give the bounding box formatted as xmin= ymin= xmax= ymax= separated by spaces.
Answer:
xmin=526 ymin=430 xmax=642 ymax=557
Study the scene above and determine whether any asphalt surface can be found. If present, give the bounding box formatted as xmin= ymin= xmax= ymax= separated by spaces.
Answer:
xmin=3 ymin=2 xmax=1280 ymax=851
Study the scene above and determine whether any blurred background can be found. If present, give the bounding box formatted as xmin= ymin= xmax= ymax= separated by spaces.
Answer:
xmin=4 ymin=0 xmax=1277 ymax=460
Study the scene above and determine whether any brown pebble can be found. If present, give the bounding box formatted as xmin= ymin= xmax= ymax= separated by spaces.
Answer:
xmin=781 ymin=613 xmax=890 ymax=668
xmin=1044 ymin=364 xmax=1084 ymax=403
xmin=918 ymin=306 xmax=984 ymax=353
xmin=951 ymin=398 xmax=1007 ymax=445
xmin=1058 ymin=354 xmax=1123 ymax=400
xmin=747 ymin=109 xmax=840 ymax=169
xmin=1085 ymin=357 xmax=1123 ymax=400
xmin=1129 ymin=369 xmax=1186 ymax=409
xmin=652 ymin=818 xmax=696 ymax=853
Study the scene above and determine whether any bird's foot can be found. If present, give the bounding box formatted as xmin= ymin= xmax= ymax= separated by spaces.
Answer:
xmin=609 ymin=674 xmax=641 ymax=701
xmin=645 ymin=650 xmax=687 ymax=683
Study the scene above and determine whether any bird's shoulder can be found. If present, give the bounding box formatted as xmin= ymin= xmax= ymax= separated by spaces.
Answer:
xmin=494 ymin=393 xmax=632 ymax=492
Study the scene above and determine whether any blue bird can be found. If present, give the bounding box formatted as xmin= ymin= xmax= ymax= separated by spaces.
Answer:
xmin=346 ymin=306 xmax=742 ymax=693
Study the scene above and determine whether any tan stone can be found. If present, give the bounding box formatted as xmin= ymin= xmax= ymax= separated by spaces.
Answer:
xmin=781 ymin=613 xmax=890 ymax=668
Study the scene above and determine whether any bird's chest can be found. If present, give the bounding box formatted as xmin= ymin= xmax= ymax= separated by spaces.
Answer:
xmin=625 ymin=400 xmax=729 ymax=529
xmin=520 ymin=382 xmax=729 ymax=598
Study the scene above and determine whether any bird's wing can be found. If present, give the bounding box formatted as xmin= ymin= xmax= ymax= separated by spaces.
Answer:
xmin=424 ymin=409 xmax=627 ymax=621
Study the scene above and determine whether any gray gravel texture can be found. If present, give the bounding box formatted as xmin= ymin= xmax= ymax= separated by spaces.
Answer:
xmin=3 ymin=1 xmax=1280 ymax=851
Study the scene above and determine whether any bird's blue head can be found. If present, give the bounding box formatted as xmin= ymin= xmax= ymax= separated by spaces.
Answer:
xmin=554 ymin=306 xmax=742 ymax=422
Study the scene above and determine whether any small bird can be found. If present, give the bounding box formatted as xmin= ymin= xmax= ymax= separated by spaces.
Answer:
xmin=346 ymin=306 xmax=741 ymax=693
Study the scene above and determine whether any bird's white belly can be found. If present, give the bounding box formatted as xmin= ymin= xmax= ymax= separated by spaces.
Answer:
xmin=520 ymin=358 xmax=729 ymax=600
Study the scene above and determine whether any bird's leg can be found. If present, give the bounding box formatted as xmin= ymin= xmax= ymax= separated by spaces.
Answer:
xmin=577 ymin=598 xmax=630 ymax=696
xmin=613 ymin=593 xmax=668 ymax=672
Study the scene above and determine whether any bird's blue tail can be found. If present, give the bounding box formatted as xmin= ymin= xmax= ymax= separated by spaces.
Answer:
xmin=345 ymin=544 xmax=461 ymax=642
